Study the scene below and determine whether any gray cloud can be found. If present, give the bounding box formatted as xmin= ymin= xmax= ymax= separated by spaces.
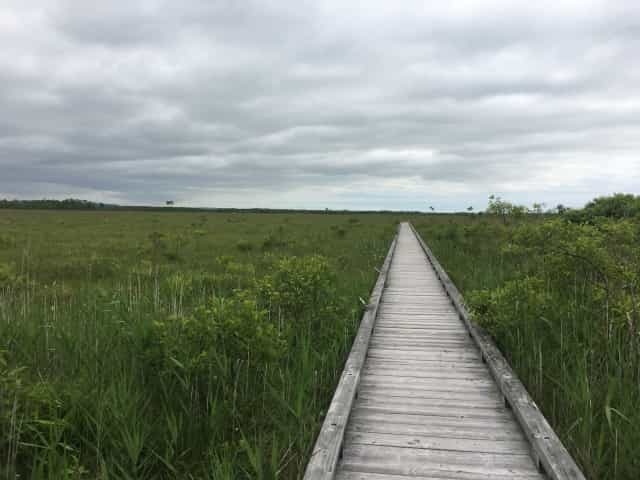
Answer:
xmin=1 ymin=0 xmax=639 ymax=210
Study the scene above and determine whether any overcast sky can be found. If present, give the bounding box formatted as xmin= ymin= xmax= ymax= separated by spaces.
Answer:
xmin=1 ymin=1 xmax=639 ymax=211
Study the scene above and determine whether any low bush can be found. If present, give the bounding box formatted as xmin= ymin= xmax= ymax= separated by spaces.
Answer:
xmin=236 ymin=239 xmax=253 ymax=252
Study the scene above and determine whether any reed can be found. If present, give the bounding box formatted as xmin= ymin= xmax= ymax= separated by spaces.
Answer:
xmin=0 ymin=210 xmax=398 ymax=479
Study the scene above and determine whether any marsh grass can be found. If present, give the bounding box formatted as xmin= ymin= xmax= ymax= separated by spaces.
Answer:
xmin=0 ymin=211 xmax=400 ymax=479
xmin=4 ymin=208 xmax=635 ymax=479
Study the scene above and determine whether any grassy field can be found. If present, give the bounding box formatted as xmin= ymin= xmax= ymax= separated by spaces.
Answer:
xmin=1 ymin=200 xmax=638 ymax=479
xmin=0 ymin=210 xmax=402 ymax=479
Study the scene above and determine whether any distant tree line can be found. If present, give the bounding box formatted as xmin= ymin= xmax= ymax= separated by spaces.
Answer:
xmin=481 ymin=193 xmax=640 ymax=224
xmin=563 ymin=193 xmax=640 ymax=223
xmin=3 ymin=193 xmax=638 ymax=219
xmin=0 ymin=198 xmax=427 ymax=214
xmin=0 ymin=198 xmax=113 ymax=210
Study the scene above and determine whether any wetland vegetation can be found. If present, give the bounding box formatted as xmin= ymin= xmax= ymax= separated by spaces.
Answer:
xmin=1 ymin=193 xmax=638 ymax=479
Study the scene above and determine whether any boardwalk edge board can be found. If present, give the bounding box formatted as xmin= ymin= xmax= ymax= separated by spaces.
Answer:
xmin=303 ymin=227 xmax=399 ymax=480
xmin=408 ymin=222 xmax=586 ymax=480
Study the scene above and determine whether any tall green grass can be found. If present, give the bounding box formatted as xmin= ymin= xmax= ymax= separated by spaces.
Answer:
xmin=0 ymin=210 xmax=400 ymax=479
xmin=6 ymin=207 xmax=635 ymax=479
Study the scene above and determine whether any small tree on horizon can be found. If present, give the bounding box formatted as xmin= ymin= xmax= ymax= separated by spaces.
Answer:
xmin=486 ymin=195 xmax=526 ymax=224
xmin=531 ymin=202 xmax=546 ymax=214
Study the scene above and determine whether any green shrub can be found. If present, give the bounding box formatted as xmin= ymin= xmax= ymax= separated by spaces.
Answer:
xmin=0 ymin=233 xmax=14 ymax=249
xmin=0 ymin=263 xmax=17 ymax=289
xmin=260 ymin=255 xmax=336 ymax=322
xmin=469 ymin=277 xmax=550 ymax=339
xmin=88 ymin=254 xmax=121 ymax=279
xmin=236 ymin=239 xmax=253 ymax=252
xmin=261 ymin=228 xmax=287 ymax=251
xmin=214 ymin=257 xmax=256 ymax=293
xmin=565 ymin=193 xmax=640 ymax=223
xmin=149 ymin=293 xmax=284 ymax=378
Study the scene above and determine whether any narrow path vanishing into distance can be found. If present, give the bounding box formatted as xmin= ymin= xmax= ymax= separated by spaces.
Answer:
xmin=304 ymin=222 xmax=585 ymax=480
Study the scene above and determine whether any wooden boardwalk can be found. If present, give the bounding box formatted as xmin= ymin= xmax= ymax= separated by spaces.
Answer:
xmin=305 ymin=223 xmax=585 ymax=480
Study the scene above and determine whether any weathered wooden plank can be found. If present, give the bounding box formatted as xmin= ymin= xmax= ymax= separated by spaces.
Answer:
xmin=381 ymin=292 xmax=451 ymax=297
xmin=380 ymin=298 xmax=452 ymax=302
xmin=379 ymin=305 xmax=455 ymax=310
xmin=371 ymin=331 xmax=469 ymax=338
xmin=374 ymin=322 xmax=465 ymax=329
xmin=347 ymin=419 xmax=524 ymax=441
xmin=372 ymin=331 xmax=469 ymax=338
xmin=372 ymin=328 xmax=470 ymax=335
xmin=362 ymin=356 xmax=483 ymax=369
xmin=357 ymin=388 xmax=502 ymax=405
xmin=375 ymin=330 xmax=465 ymax=339
xmin=344 ymin=431 xmax=531 ymax=455
xmin=336 ymin=469 xmax=542 ymax=480
xmin=377 ymin=310 xmax=461 ymax=316
xmin=363 ymin=354 xmax=482 ymax=364
xmin=381 ymin=299 xmax=449 ymax=303
xmin=367 ymin=346 xmax=480 ymax=359
xmin=361 ymin=367 xmax=493 ymax=381
xmin=352 ymin=403 xmax=513 ymax=421
xmin=375 ymin=316 xmax=464 ymax=321
xmin=366 ymin=364 xmax=487 ymax=372
xmin=370 ymin=334 xmax=469 ymax=344
xmin=369 ymin=336 xmax=472 ymax=345
xmin=347 ymin=418 xmax=523 ymax=441
xmin=359 ymin=376 xmax=496 ymax=389
xmin=340 ymin=444 xmax=539 ymax=474
xmin=370 ymin=337 xmax=469 ymax=346
xmin=358 ymin=380 xmax=499 ymax=396
xmin=383 ymin=289 xmax=446 ymax=293
xmin=354 ymin=394 xmax=502 ymax=410
xmin=377 ymin=311 xmax=459 ymax=316
xmin=368 ymin=340 xmax=473 ymax=349
xmin=372 ymin=327 xmax=468 ymax=334
xmin=349 ymin=409 xmax=525 ymax=431
xmin=373 ymin=323 xmax=466 ymax=330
